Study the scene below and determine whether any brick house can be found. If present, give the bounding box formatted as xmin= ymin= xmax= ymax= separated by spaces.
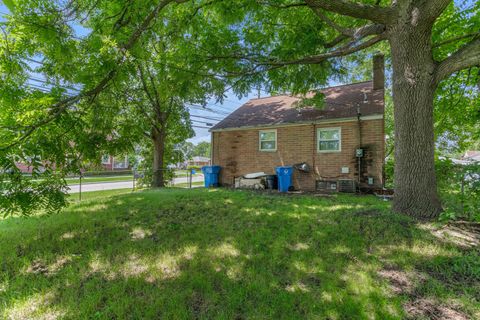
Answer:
xmin=188 ymin=156 xmax=211 ymax=167
xmin=101 ymin=155 xmax=129 ymax=171
xmin=210 ymin=57 xmax=385 ymax=192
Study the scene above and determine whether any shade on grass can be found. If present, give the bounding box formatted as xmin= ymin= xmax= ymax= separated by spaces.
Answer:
xmin=0 ymin=189 xmax=478 ymax=319
xmin=68 ymin=188 xmax=133 ymax=202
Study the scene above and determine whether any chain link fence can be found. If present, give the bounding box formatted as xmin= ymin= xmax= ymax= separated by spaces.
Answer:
xmin=70 ymin=169 xmax=204 ymax=201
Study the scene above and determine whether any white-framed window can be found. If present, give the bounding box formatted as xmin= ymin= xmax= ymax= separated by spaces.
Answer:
xmin=101 ymin=155 xmax=111 ymax=164
xmin=317 ymin=127 xmax=341 ymax=152
xmin=114 ymin=156 xmax=129 ymax=169
xmin=259 ymin=129 xmax=277 ymax=151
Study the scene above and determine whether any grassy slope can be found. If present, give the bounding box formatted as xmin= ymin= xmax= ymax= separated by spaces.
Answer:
xmin=68 ymin=188 xmax=133 ymax=202
xmin=0 ymin=189 xmax=478 ymax=319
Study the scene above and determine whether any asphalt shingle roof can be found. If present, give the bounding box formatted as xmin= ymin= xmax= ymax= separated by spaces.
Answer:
xmin=210 ymin=81 xmax=384 ymax=131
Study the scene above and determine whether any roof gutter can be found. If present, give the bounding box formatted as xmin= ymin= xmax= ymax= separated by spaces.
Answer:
xmin=209 ymin=114 xmax=383 ymax=132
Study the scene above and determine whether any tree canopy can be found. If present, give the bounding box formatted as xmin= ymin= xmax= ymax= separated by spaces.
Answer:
xmin=0 ymin=0 xmax=226 ymax=214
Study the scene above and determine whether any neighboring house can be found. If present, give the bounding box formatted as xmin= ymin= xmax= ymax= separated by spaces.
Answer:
xmin=101 ymin=155 xmax=129 ymax=171
xmin=15 ymin=162 xmax=43 ymax=174
xmin=16 ymin=155 xmax=130 ymax=173
xmin=210 ymin=56 xmax=385 ymax=192
xmin=462 ymin=151 xmax=480 ymax=162
xmin=15 ymin=156 xmax=48 ymax=174
xmin=188 ymin=156 xmax=210 ymax=167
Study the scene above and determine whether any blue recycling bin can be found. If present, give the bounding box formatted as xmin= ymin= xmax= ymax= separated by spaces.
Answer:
xmin=202 ymin=165 xmax=221 ymax=187
xmin=276 ymin=166 xmax=293 ymax=192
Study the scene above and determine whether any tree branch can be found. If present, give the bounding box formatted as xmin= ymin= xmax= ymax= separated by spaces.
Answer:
xmin=207 ymin=34 xmax=385 ymax=79
xmin=421 ymin=0 xmax=452 ymax=22
xmin=137 ymin=64 xmax=159 ymax=110
xmin=308 ymin=6 xmax=386 ymax=48
xmin=304 ymin=0 xmax=394 ymax=24
xmin=352 ymin=23 xmax=385 ymax=40
xmin=324 ymin=34 xmax=350 ymax=48
xmin=2 ymin=0 xmax=186 ymax=151
xmin=310 ymin=7 xmax=351 ymax=36
xmin=263 ymin=34 xmax=386 ymax=66
xmin=265 ymin=1 xmax=387 ymax=48
xmin=435 ymin=37 xmax=480 ymax=83
xmin=432 ymin=31 xmax=480 ymax=48
xmin=256 ymin=1 xmax=306 ymax=9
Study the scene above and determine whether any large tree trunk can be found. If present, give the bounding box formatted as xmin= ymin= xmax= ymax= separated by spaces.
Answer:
xmin=389 ymin=18 xmax=443 ymax=219
xmin=152 ymin=129 xmax=166 ymax=188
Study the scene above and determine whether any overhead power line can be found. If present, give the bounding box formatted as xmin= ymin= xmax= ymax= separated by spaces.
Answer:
xmin=190 ymin=114 xmax=223 ymax=121
xmin=27 ymin=76 xmax=81 ymax=92
xmin=187 ymin=104 xmax=230 ymax=116
xmin=201 ymin=102 xmax=234 ymax=111
xmin=191 ymin=119 xmax=216 ymax=126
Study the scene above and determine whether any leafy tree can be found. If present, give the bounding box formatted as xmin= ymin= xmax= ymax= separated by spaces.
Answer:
xmin=434 ymin=68 xmax=480 ymax=156
xmin=0 ymin=0 xmax=215 ymax=214
xmin=177 ymin=141 xmax=195 ymax=161
xmin=192 ymin=142 xmax=211 ymax=158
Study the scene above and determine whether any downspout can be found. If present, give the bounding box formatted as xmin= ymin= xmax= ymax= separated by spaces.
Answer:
xmin=357 ymin=104 xmax=362 ymax=191
xmin=312 ymin=123 xmax=316 ymax=189
xmin=210 ymin=132 xmax=214 ymax=165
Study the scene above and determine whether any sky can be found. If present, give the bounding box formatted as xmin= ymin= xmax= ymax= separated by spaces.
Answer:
xmin=186 ymin=90 xmax=266 ymax=143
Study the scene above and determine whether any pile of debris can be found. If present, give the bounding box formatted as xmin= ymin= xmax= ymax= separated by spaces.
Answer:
xmin=234 ymin=172 xmax=276 ymax=190
xmin=234 ymin=163 xmax=310 ymax=191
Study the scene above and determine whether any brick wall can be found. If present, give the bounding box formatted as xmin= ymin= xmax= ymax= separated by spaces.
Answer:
xmin=212 ymin=118 xmax=384 ymax=191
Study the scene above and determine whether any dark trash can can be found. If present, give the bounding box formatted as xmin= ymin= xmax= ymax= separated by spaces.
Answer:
xmin=201 ymin=165 xmax=221 ymax=187
xmin=275 ymin=166 xmax=293 ymax=192
xmin=265 ymin=175 xmax=277 ymax=190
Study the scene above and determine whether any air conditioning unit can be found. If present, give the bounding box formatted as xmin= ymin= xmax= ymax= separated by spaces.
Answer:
xmin=316 ymin=180 xmax=337 ymax=191
xmin=338 ymin=179 xmax=356 ymax=193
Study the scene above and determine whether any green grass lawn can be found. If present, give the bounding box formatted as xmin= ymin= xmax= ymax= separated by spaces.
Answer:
xmin=68 ymin=188 xmax=134 ymax=202
xmin=0 ymin=189 xmax=478 ymax=319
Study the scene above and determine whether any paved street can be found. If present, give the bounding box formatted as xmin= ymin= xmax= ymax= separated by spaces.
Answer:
xmin=67 ymin=175 xmax=204 ymax=193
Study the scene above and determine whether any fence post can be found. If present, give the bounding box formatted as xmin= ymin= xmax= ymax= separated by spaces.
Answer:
xmin=189 ymin=169 xmax=192 ymax=189
xmin=461 ymin=173 xmax=465 ymax=217
xmin=79 ymin=174 xmax=82 ymax=201
xmin=132 ymin=170 xmax=136 ymax=191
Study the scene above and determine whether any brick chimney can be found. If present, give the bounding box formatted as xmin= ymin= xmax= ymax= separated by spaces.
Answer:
xmin=373 ymin=54 xmax=385 ymax=90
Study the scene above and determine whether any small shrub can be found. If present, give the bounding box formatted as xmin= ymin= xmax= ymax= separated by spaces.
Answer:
xmin=438 ymin=210 xmax=457 ymax=223
xmin=435 ymin=158 xmax=480 ymax=221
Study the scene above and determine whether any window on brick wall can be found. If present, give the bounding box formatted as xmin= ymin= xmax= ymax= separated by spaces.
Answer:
xmin=317 ymin=127 xmax=341 ymax=152
xmin=259 ymin=129 xmax=277 ymax=151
